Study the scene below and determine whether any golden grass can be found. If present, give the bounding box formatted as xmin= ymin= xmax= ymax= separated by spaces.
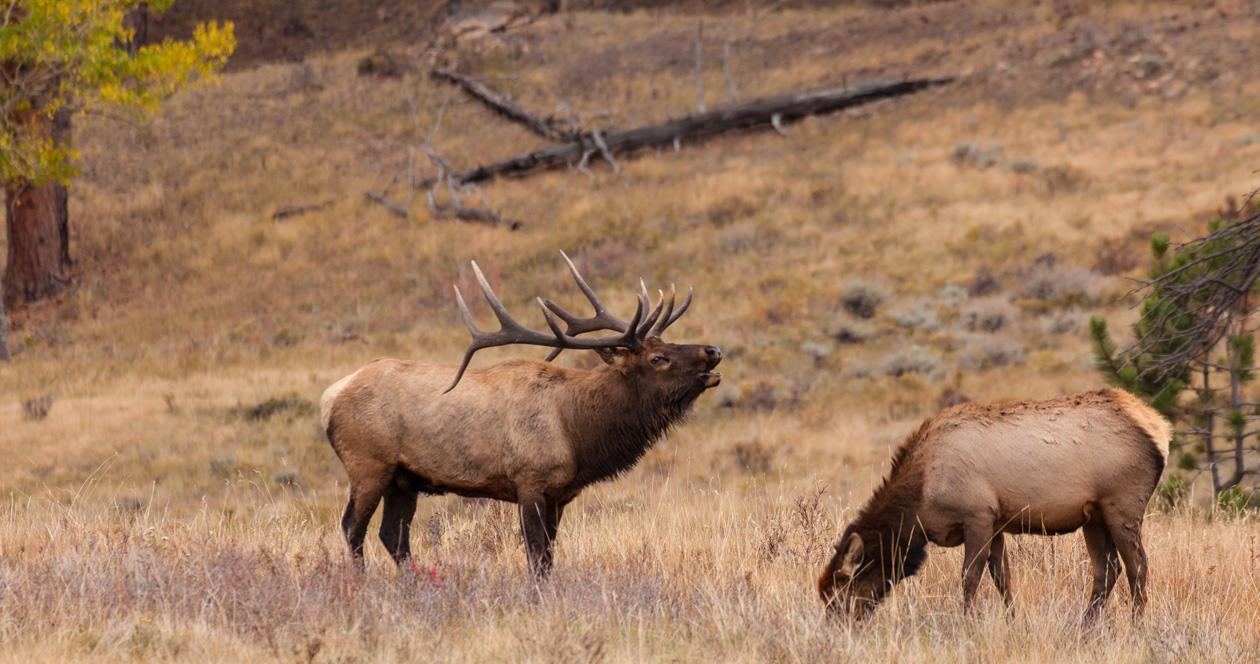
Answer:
xmin=1 ymin=485 xmax=1257 ymax=663
xmin=3 ymin=0 xmax=1260 ymax=660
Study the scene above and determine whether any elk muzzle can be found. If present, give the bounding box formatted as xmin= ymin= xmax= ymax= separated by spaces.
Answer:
xmin=701 ymin=346 xmax=722 ymax=387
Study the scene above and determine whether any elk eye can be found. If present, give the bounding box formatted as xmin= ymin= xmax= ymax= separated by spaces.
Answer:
xmin=650 ymin=356 xmax=669 ymax=367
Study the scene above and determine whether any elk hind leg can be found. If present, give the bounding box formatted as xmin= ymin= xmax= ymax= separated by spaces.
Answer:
xmin=1081 ymin=517 xmax=1121 ymax=625
xmin=1101 ymin=502 xmax=1150 ymax=618
xmin=987 ymin=532 xmax=1013 ymax=608
xmin=341 ymin=465 xmax=392 ymax=567
xmin=379 ymin=472 xmax=420 ymax=566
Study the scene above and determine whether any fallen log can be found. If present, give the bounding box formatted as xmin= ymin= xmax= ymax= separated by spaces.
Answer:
xmin=430 ymin=68 xmax=573 ymax=141
xmin=437 ymin=76 xmax=952 ymax=186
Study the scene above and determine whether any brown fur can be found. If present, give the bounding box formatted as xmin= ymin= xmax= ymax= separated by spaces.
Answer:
xmin=819 ymin=388 xmax=1170 ymax=623
xmin=322 ymin=337 xmax=722 ymax=576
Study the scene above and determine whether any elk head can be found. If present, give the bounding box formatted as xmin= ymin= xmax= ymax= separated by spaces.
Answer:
xmin=445 ymin=251 xmax=722 ymax=393
xmin=818 ymin=532 xmax=886 ymax=622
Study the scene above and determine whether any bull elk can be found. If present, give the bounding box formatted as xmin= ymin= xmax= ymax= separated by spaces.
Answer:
xmin=320 ymin=252 xmax=722 ymax=576
xmin=818 ymin=388 xmax=1170 ymax=624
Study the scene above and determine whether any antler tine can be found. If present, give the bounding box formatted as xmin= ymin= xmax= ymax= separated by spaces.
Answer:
xmin=471 ymin=261 xmax=527 ymax=333
xmin=543 ymin=250 xmax=640 ymax=361
xmin=646 ymin=285 xmax=677 ymax=338
xmin=444 ymin=285 xmax=484 ymax=393
xmin=553 ymin=250 xmax=629 ymax=329
xmin=661 ymin=285 xmax=693 ymax=331
xmin=445 ymin=260 xmax=651 ymax=392
xmin=636 ymin=289 xmax=666 ymax=339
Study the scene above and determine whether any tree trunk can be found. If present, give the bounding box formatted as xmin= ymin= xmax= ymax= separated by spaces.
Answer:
xmin=120 ymin=2 xmax=149 ymax=57
xmin=1203 ymin=365 xmax=1222 ymax=495
xmin=3 ymin=105 xmax=71 ymax=309
xmin=0 ymin=271 xmax=9 ymax=361
xmin=4 ymin=181 xmax=69 ymax=308
xmin=53 ymin=106 xmax=71 ymax=269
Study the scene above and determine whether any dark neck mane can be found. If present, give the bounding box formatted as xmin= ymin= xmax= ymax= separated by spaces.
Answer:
xmin=562 ymin=369 xmax=700 ymax=490
xmin=850 ymin=417 xmax=933 ymax=582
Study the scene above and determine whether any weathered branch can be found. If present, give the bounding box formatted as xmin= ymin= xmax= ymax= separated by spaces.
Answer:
xmin=363 ymin=191 xmax=408 ymax=218
xmin=430 ymin=68 xmax=573 ymax=141
xmin=429 ymin=76 xmax=953 ymax=186
xmin=723 ymin=24 xmax=735 ymax=105
xmin=695 ymin=21 xmax=706 ymax=113
xmin=272 ymin=200 xmax=332 ymax=220
xmin=1122 ymin=207 xmax=1260 ymax=376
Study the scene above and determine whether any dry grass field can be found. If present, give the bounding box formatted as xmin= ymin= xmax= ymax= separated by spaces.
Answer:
xmin=2 ymin=0 xmax=1260 ymax=661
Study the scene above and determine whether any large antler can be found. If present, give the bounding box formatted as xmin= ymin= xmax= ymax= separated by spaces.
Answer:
xmin=445 ymin=261 xmax=649 ymax=392
xmin=540 ymin=250 xmax=693 ymax=361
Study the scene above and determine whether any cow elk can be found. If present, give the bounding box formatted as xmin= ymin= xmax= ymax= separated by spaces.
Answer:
xmin=818 ymin=388 xmax=1170 ymax=624
xmin=321 ymin=252 xmax=722 ymax=577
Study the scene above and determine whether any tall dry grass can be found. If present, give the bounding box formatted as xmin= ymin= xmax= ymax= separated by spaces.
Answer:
xmin=2 ymin=479 xmax=1257 ymax=663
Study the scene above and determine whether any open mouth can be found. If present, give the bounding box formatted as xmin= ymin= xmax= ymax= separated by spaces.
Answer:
xmin=700 ymin=372 xmax=722 ymax=388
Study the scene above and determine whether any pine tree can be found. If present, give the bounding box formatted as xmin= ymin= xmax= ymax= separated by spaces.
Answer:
xmin=1092 ymin=200 xmax=1260 ymax=505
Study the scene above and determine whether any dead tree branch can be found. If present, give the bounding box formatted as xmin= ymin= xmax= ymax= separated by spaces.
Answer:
xmin=426 ymin=76 xmax=952 ymax=186
xmin=723 ymin=23 xmax=735 ymax=105
xmin=272 ymin=200 xmax=333 ymax=220
xmin=695 ymin=21 xmax=706 ymax=113
xmin=1122 ymin=207 xmax=1260 ymax=375
xmin=363 ymin=191 xmax=408 ymax=218
xmin=430 ymin=68 xmax=573 ymax=141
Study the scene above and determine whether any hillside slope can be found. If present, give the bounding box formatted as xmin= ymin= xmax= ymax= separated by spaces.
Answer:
xmin=6 ymin=0 xmax=1260 ymax=505
xmin=1 ymin=2 xmax=1259 ymax=661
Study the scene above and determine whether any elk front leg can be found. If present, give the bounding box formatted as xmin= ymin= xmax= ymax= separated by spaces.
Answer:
xmin=961 ymin=521 xmax=995 ymax=615
xmin=519 ymin=494 xmax=554 ymax=579
xmin=987 ymin=532 xmax=1012 ymax=608
xmin=379 ymin=480 xmax=419 ymax=566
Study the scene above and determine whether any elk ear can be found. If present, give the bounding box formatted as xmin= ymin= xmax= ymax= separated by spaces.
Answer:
xmin=838 ymin=534 xmax=864 ymax=576
xmin=594 ymin=347 xmax=635 ymax=371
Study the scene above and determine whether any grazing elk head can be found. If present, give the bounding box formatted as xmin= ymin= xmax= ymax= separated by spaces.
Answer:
xmin=818 ymin=532 xmax=887 ymax=622
xmin=445 ymin=251 xmax=722 ymax=394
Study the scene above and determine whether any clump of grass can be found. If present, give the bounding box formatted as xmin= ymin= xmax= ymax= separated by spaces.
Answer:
xmin=735 ymin=378 xmax=803 ymax=412
xmin=841 ymin=281 xmax=886 ymax=319
xmin=893 ymin=306 xmax=942 ymax=333
xmin=21 ymin=393 xmax=54 ymax=421
xmin=1006 ymin=158 xmax=1040 ymax=174
xmin=961 ymin=297 xmax=1018 ymax=333
xmin=880 ymin=346 xmax=938 ymax=377
xmin=729 ymin=437 xmax=775 ymax=475
xmin=828 ymin=321 xmax=874 ymax=344
xmin=274 ymin=469 xmax=301 ymax=489
xmin=938 ymin=284 xmax=969 ymax=307
xmin=209 ymin=457 xmax=238 ymax=477
xmin=1022 ymin=255 xmax=1103 ymax=305
xmin=231 ymin=393 xmax=317 ymax=421
xmin=950 ymin=142 xmax=1003 ymax=169
xmin=798 ymin=340 xmax=835 ymax=364
xmin=968 ymin=267 xmax=1003 ymax=297
xmin=1044 ymin=310 xmax=1081 ymax=335
xmin=958 ymin=336 xmax=1027 ymax=370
